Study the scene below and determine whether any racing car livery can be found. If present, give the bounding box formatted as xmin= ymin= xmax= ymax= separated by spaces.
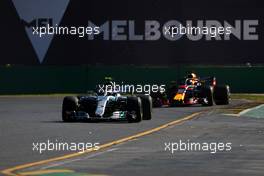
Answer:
xmin=168 ymin=74 xmax=230 ymax=106
xmin=152 ymin=73 xmax=230 ymax=107
xmin=62 ymin=92 xmax=152 ymax=123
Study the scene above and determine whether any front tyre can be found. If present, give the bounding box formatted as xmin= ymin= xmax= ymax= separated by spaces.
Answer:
xmin=214 ymin=85 xmax=230 ymax=105
xmin=62 ymin=96 xmax=79 ymax=122
xmin=137 ymin=95 xmax=152 ymax=120
xmin=127 ymin=97 xmax=143 ymax=123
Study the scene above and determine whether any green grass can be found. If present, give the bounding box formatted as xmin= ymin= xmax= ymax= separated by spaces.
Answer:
xmin=231 ymin=94 xmax=264 ymax=102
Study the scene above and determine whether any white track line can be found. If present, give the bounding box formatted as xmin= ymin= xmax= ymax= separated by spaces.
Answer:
xmin=239 ymin=104 xmax=264 ymax=116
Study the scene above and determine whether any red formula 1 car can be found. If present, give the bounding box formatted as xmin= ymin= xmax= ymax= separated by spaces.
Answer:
xmin=168 ymin=74 xmax=230 ymax=106
xmin=152 ymin=73 xmax=230 ymax=107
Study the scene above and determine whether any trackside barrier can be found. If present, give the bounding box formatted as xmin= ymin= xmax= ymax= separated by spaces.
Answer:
xmin=0 ymin=66 xmax=263 ymax=94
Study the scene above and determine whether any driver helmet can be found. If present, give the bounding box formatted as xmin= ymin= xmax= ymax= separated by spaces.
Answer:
xmin=187 ymin=73 xmax=197 ymax=79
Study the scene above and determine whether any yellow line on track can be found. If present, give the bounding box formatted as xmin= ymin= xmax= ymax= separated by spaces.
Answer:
xmin=1 ymin=112 xmax=202 ymax=176
xmin=19 ymin=169 xmax=74 ymax=175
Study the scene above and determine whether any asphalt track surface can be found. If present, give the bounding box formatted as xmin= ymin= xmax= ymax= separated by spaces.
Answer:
xmin=0 ymin=97 xmax=263 ymax=176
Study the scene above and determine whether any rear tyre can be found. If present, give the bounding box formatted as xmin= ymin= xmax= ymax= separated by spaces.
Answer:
xmin=62 ymin=96 xmax=79 ymax=122
xmin=214 ymin=85 xmax=230 ymax=105
xmin=127 ymin=97 xmax=143 ymax=123
xmin=137 ymin=95 xmax=152 ymax=120
xmin=201 ymin=86 xmax=214 ymax=106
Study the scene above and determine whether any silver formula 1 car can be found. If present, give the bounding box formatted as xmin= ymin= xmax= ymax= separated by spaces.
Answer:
xmin=62 ymin=92 xmax=152 ymax=123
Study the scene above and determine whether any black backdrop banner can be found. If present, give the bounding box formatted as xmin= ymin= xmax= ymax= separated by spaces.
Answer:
xmin=0 ymin=0 xmax=263 ymax=65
